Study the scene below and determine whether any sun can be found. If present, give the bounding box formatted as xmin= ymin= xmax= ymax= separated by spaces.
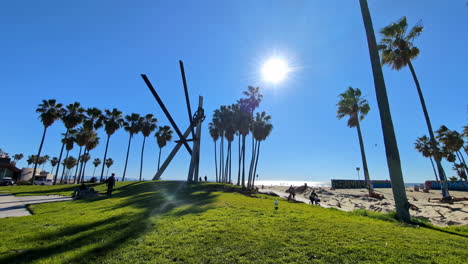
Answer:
xmin=261 ymin=58 xmax=290 ymax=84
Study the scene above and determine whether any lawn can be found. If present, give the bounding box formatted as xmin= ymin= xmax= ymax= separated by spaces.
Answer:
xmin=0 ymin=181 xmax=467 ymax=264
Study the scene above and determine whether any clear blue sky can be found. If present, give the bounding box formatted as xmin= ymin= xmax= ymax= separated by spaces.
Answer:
xmin=1 ymin=0 xmax=467 ymax=183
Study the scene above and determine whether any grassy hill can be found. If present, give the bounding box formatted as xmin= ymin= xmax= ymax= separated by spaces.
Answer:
xmin=0 ymin=181 xmax=467 ymax=263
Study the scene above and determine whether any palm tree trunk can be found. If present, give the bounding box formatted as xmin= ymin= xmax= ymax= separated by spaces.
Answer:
xmin=214 ymin=140 xmax=218 ymax=183
xmin=252 ymin=140 xmax=261 ymax=187
xmin=139 ymin=136 xmax=146 ymax=181
xmin=359 ymin=0 xmax=410 ymax=221
xmin=81 ymin=158 xmax=89 ymax=183
xmin=100 ymin=135 xmax=111 ymax=182
xmin=429 ymin=156 xmax=439 ymax=181
xmin=157 ymin=147 xmax=162 ymax=171
xmin=356 ymin=120 xmax=371 ymax=193
xmin=32 ymin=126 xmax=47 ymax=184
xmin=60 ymin=150 xmax=69 ymax=183
xmin=225 ymin=142 xmax=231 ymax=182
xmin=407 ymin=61 xmax=450 ymax=199
xmin=241 ymin=134 xmax=246 ymax=188
xmin=122 ymin=134 xmax=132 ymax=181
xmin=73 ymin=146 xmax=82 ymax=184
xmin=93 ymin=166 xmax=97 ymax=177
xmin=248 ymin=137 xmax=256 ymax=188
xmin=237 ymin=134 xmax=241 ymax=185
xmin=229 ymin=144 xmax=232 ymax=183
xmin=220 ymin=136 xmax=224 ymax=182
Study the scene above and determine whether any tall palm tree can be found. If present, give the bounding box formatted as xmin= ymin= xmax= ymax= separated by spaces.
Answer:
xmin=463 ymin=125 xmax=468 ymax=157
xmin=105 ymin=158 xmax=114 ymax=178
xmin=415 ymin=135 xmax=438 ymax=181
xmin=378 ymin=16 xmax=450 ymax=200
xmin=50 ymin=157 xmax=59 ymax=173
xmin=92 ymin=158 xmax=101 ymax=177
xmin=60 ymin=129 xmax=76 ymax=183
xmin=139 ymin=114 xmax=157 ymax=181
xmin=209 ymin=122 xmax=220 ymax=183
xmin=78 ymin=153 xmax=91 ymax=183
xmin=79 ymin=130 xmax=99 ymax=183
xmin=155 ymin=125 xmax=173 ymax=171
xmin=63 ymin=156 xmax=77 ymax=183
xmin=358 ymin=0 xmax=410 ymax=222
xmin=251 ymin=111 xmax=273 ymax=188
xmin=212 ymin=108 xmax=225 ymax=183
xmin=100 ymin=108 xmax=123 ymax=182
xmin=32 ymin=99 xmax=63 ymax=183
xmin=122 ymin=113 xmax=141 ymax=181
xmin=337 ymin=87 xmax=372 ymax=193
xmin=54 ymin=102 xmax=85 ymax=185
xmin=74 ymin=128 xmax=89 ymax=183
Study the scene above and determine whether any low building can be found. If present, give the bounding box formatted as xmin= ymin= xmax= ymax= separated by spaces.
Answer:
xmin=0 ymin=158 xmax=21 ymax=181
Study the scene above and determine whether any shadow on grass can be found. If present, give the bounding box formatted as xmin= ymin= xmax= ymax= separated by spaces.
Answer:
xmin=0 ymin=181 xmax=224 ymax=264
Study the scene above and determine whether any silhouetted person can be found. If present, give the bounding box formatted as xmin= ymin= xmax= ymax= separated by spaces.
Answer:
xmin=199 ymin=177 xmax=202 ymax=181
xmin=107 ymin=173 xmax=116 ymax=196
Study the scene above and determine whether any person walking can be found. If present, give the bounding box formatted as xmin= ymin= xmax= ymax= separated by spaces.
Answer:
xmin=107 ymin=173 xmax=116 ymax=196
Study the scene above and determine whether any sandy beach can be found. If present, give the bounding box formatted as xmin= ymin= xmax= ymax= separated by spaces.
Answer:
xmin=260 ymin=185 xmax=468 ymax=227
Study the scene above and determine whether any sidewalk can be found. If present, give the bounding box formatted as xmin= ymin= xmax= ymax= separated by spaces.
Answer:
xmin=0 ymin=193 xmax=72 ymax=218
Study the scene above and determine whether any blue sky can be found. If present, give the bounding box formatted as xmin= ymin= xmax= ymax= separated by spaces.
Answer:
xmin=1 ymin=0 xmax=467 ymax=183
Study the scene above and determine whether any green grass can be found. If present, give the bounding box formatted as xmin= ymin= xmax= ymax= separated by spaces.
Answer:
xmin=0 ymin=181 xmax=467 ymax=263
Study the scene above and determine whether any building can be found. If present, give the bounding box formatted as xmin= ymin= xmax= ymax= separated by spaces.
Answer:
xmin=0 ymin=158 xmax=21 ymax=181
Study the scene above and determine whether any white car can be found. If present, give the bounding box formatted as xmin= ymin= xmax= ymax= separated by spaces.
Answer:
xmin=34 ymin=179 xmax=53 ymax=185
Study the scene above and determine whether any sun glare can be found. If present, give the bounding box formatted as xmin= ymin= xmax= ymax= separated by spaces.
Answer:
xmin=261 ymin=58 xmax=290 ymax=84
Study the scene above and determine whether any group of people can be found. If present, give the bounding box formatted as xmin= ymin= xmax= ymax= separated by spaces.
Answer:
xmin=286 ymin=185 xmax=320 ymax=205
xmin=72 ymin=173 xmax=116 ymax=198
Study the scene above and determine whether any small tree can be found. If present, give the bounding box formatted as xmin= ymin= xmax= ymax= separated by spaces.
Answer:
xmin=92 ymin=158 xmax=101 ymax=177
xmin=105 ymin=158 xmax=114 ymax=178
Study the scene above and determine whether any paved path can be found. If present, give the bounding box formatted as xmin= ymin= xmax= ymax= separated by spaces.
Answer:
xmin=0 ymin=193 xmax=72 ymax=218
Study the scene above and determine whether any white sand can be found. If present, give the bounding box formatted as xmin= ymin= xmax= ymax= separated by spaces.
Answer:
xmin=260 ymin=186 xmax=468 ymax=227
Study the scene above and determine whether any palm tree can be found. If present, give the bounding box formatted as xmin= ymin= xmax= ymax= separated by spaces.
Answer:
xmin=26 ymin=155 xmax=37 ymax=167
xmin=40 ymin=155 xmax=50 ymax=171
xmin=78 ymin=153 xmax=91 ymax=182
xmin=337 ymin=87 xmax=372 ymax=193
xmin=139 ymin=114 xmax=157 ymax=181
xmin=100 ymin=108 xmax=123 ymax=182
xmin=122 ymin=113 xmax=141 ymax=181
xmin=62 ymin=156 xmax=78 ymax=183
xmin=74 ymin=128 xmax=89 ymax=183
xmin=54 ymin=102 xmax=85 ymax=185
xmin=251 ymin=111 xmax=273 ymax=188
xmin=378 ymin=16 xmax=450 ymax=200
xmin=32 ymin=99 xmax=63 ymax=182
xmin=80 ymin=131 xmax=99 ymax=183
xmin=105 ymin=158 xmax=114 ymax=178
xmin=92 ymin=158 xmax=101 ymax=177
xmin=238 ymin=87 xmax=263 ymax=187
xmin=60 ymin=129 xmax=76 ymax=183
xmin=212 ymin=108 xmax=225 ymax=183
xmin=436 ymin=126 xmax=467 ymax=176
xmin=415 ymin=135 xmax=438 ymax=181
xmin=12 ymin=153 xmax=24 ymax=167
xmin=50 ymin=157 xmax=59 ymax=173
xmin=209 ymin=122 xmax=220 ymax=183
xmin=358 ymin=0 xmax=410 ymax=222
xmin=155 ymin=125 xmax=173 ymax=171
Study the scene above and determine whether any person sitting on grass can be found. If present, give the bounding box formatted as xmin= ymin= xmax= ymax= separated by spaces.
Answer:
xmin=72 ymin=182 xmax=88 ymax=198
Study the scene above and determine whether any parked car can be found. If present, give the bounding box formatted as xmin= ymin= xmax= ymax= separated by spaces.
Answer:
xmin=0 ymin=177 xmax=15 ymax=186
xmin=34 ymin=179 xmax=53 ymax=186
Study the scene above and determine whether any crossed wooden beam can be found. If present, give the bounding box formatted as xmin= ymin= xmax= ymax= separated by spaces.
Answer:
xmin=141 ymin=61 xmax=204 ymax=182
